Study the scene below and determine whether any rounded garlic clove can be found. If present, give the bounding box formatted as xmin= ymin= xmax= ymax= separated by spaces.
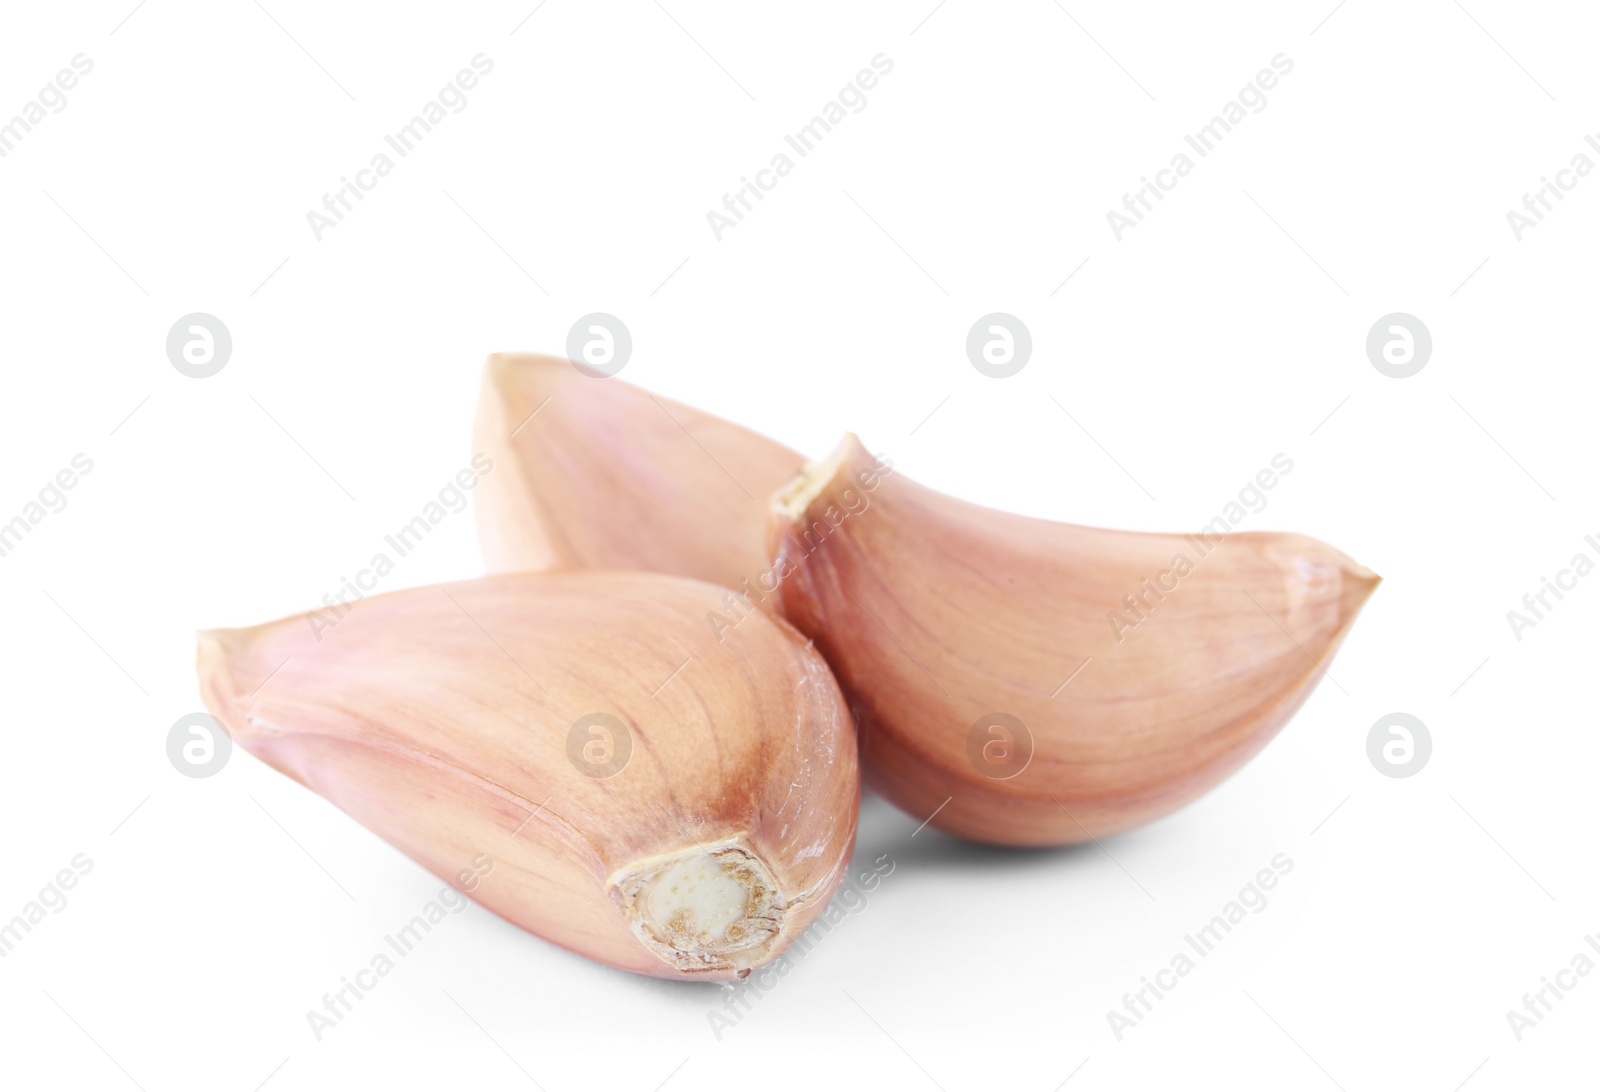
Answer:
xmin=197 ymin=570 xmax=858 ymax=981
xmin=473 ymin=353 xmax=802 ymax=593
xmin=768 ymin=434 xmax=1378 ymax=847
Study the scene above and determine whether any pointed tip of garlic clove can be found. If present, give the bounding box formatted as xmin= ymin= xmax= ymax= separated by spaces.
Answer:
xmin=482 ymin=352 xmax=582 ymax=397
xmin=1305 ymin=533 xmax=1381 ymax=593
xmin=476 ymin=355 xmax=805 ymax=591
xmin=474 ymin=357 xmax=567 ymax=575
xmin=195 ymin=626 xmax=225 ymax=663
xmin=766 ymin=433 xmax=887 ymax=566
xmin=196 ymin=625 xmax=293 ymax=778
xmin=765 ymin=436 xmax=1379 ymax=846
xmin=1261 ymin=533 xmax=1382 ymax=642
xmin=196 ymin=620 xmax=323 ymax=755
xmin=771 ymin=433 xmax=857 ymax=524
xmin=191 ymin=572 xmax=859 ymax=982
xmin=195 ymin=627 xmax=242 ymax=717
xmin=1344 ymin=563 xmax=1382 ymax=619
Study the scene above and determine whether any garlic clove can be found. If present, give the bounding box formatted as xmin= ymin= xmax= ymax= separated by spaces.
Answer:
xmin=768 ymin=434 xmax=1378 ymax=846
xmin=474 ymin=353 xmax=801 ymax=591
xmin=197 ymin=570 xmax=858 ymax=981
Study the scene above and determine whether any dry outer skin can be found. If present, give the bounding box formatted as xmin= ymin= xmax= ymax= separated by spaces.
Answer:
xmin=474 ymin=354 xmax=802 ymax=591
xmin=197 ymin=571 xmax=858 ymax=981
xmin=768 ymin=435 xmax=1378 ymax=846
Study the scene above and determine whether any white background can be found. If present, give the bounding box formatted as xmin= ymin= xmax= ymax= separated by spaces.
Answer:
xmin=1 ymin=1 xmax=1595 ymax=1089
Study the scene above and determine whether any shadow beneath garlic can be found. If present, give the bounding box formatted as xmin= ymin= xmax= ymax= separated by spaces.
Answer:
xmin=850 ymin=791 xmax=1113 ymax=871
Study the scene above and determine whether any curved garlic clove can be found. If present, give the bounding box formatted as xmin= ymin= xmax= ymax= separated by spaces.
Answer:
xmin=768 ymin=435 xmax=1377 ymax=846
xmin=197 ymin=571 xmax=858 ymax=981
xmin=474 ymin=353 xmax=801 ymax=591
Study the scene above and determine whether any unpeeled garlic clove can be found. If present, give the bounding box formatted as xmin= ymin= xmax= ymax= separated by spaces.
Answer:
xmin=768 ymin=435 xmax=1377 ymax=846
xmin=474 ymin=353 xmax=801 ymax=591
xmin=197 ymin=571 xmax=858 ymax=981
